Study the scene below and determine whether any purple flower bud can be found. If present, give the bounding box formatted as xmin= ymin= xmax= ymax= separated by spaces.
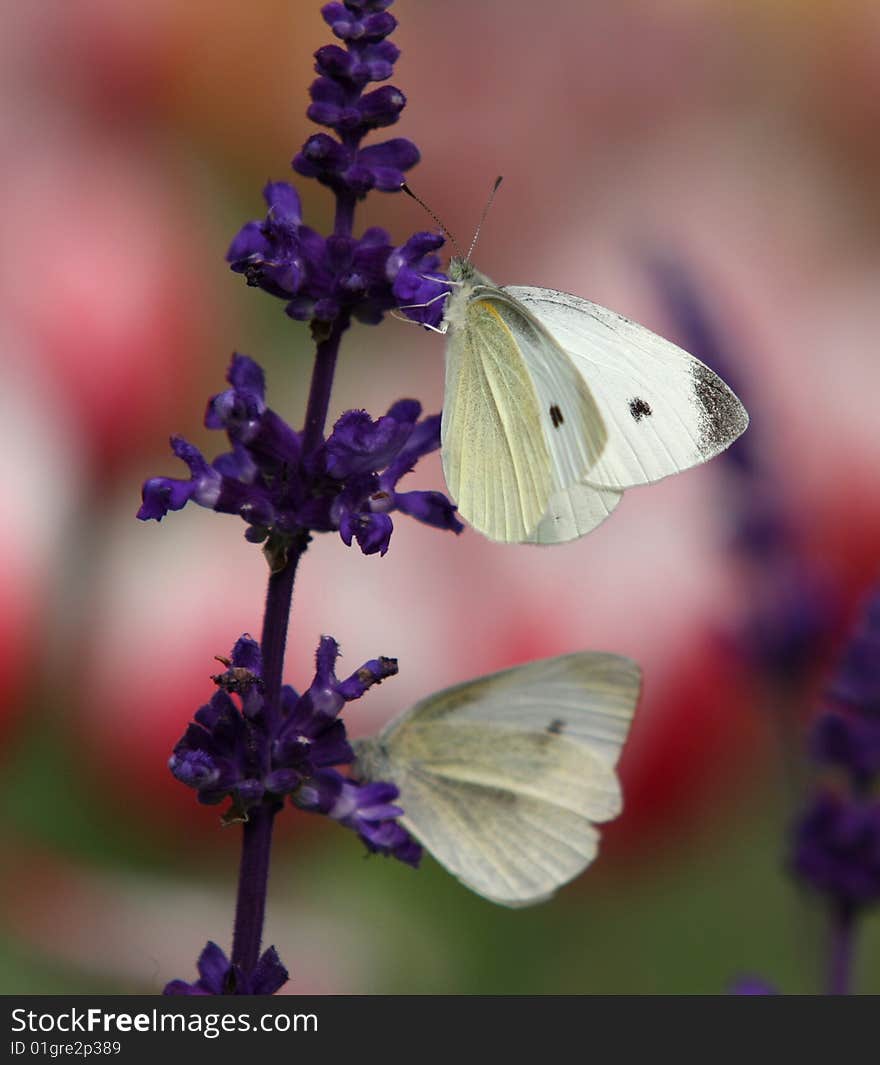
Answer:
xmin=357 ymin=85 xmax=406 ymax=129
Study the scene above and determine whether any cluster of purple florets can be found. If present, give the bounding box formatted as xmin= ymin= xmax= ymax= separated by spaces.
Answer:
xmin=226 ymin=1 xmax=448 ymax=326
xmin=169 ymin=632 xmax=421 ymax=867
xmin=792 ymin=591 xmax=880 ymax=910
xmin=138 ymin=354 xmax=462 ymax=563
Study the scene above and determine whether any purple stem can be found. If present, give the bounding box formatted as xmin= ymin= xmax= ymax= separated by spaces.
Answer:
xmin=230 ymin=130 xmax=362 ymax=979
xmin=259 ymin=552 xmax=301 ymax=735
xmin=827 ymin=903 xmax=856 ymax=995
xmin=231 ymin=803 xmax=277 ymax=975
xmin=230 ymin=187 xmax=356 ymax=979
xmin=229 ymin=554 xmax=301 ymax=975
xmin=302 ymin=315 xmax=349 ymax=456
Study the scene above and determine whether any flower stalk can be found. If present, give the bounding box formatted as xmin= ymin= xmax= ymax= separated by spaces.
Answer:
xmin=142 ymin=0 xmax=458 ymax=995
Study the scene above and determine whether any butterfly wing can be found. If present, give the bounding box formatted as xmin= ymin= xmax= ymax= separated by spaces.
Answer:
xmin=442 ymin=285 xmax=607 ymax=542
xmin=353 ymin=653 xmax=641 ymax=906
xmin=526 ymin=482 xmax=623 ymax=545
xmin=505 ymin=286 xmax=749 ymax=490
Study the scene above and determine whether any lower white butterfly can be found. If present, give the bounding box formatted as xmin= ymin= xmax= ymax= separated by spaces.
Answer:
xmin=352 ymin=652 xmax=641 ymax=907
xmin=440 ymin=258 xmax=749 ymax=544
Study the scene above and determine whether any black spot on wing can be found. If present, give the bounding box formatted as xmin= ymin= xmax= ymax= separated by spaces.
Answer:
xmin=549 ymin=404 xmax=564 ymax=428
xmin=691 ymin=362 xmax=749 ymax=454
xmin=628 ymin=397 xmax=652 ymax=421
xmin=547 ymin=718 xmax=566 ymax=735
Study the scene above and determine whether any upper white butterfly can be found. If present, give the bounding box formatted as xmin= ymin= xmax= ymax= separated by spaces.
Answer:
xmin=439 ymin=257 xmax=749 ymax=544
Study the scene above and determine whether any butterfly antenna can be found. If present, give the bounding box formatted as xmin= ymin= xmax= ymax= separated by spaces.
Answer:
xmin=465 ymin=176 xmax=503 ymax=263
xmin=400 ymin=183 xmax=463 ymax=259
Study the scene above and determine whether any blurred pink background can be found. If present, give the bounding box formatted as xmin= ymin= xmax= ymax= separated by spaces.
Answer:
xmin=3 ymin=0 xmax=880 ymax=993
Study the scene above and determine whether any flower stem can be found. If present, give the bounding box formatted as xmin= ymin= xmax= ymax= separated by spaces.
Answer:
xmin=229 ymin=551 xmax=301 ymax=977
xmin=231 ymin=175 xmax=357 ymax=982
xmin=827 ymin=903 xmax=856 ymax=995
xmin=230 ymin=299 xmax=348 ymax=978
xmin=259 ymin=551 xmax=302 ymax=734
xmin=231 ymin=803 xmax=277 ymax=976
xmin=302 ymin=315 xmax=349 ymax=454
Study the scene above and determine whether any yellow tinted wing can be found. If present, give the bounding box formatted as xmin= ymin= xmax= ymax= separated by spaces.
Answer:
xmin=442 ymin=299 xmax=552 ymax=542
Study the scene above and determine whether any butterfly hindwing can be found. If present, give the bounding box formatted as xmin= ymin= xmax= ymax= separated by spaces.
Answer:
xmin=441 ymin=298 xmax=552 ymax=542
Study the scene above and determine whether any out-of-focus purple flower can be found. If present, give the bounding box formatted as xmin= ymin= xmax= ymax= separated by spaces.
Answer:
xmin=811 ymin=712 xmax=880 ymax=784
xmin=728 ymin=976 xmax=780 ymax=995
xmin=792 ymin=792 xmax=880 ymax=909
xmin=648 ymin=256 xmax=836 ymax=688
xmin=226 ymin=0 xmax=450 ymax=328
xmin=168 ymin=633 xmax=420 ymax=865
xmin=808 ymin=587 xmax=880 ymax=785
xmin=164 ymin=941 xmax=288 ymax=996
xmin=138 ymin=354 xmax=462 ymax=562
xmin=828 ymin=591 xmax=880 ymax=717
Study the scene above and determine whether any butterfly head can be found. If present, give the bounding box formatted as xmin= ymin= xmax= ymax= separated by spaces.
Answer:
xmin=448 ymin=257 xmax=477 ymax=284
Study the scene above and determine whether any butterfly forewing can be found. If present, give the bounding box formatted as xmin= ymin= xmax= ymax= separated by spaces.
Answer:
xmin=505 ymin=286 xmax=749 ymax=490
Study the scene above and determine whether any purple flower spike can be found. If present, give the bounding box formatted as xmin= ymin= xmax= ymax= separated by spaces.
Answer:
xmin=828 ymin=590 xmax=880 ymax=717
xmin=227 ymin=0 xmax=448 ymax=328
xmin=164 ymin=941 xmax=288 ymax=996
xmin=793 ymin=792 xmax=880 ymax=909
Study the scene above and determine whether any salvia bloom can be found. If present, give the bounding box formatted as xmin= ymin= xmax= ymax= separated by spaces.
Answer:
xmin=226 ymin=0 xmax=449 ymax=327
xmin=793 ymin=586 xmax=880 ymax=909
xmin=138 ymin=354 xmax=462 ymax=563
xmin=165 ymin=942 xmax=288 ymax=997
xmin=169 ymin=633 xmax=421 ymax=866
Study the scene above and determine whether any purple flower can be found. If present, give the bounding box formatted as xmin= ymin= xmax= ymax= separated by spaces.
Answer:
xmin=792 ymin=792 xmax=880 ymax=909
xmin=138 ymin=354 xmax=462 ymax=561
xmin=324 ymin=401 xmax=463 ymax=556
xmin=226 ymin=0 xmax=450 ymax=328
xmin=808 ymin=587 xmax=880 ymax=784
xmin=827 ymin=590 xmax=880 ymax=717
xmin=168 ymin=633 xmax=421 ymax=864
xmin=295 ymin=771 xmax=421 ymax=867
xmin=164 ymin=941 xmax=288 ymax=996
xmin=728 ymin=976 xmax=780 ymax=995
xmin=649 ymin=257 xmax=836 ymax=687
xmin=811 ymin=712 xmax=880 ymax=783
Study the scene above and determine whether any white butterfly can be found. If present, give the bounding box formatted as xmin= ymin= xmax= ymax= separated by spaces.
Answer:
xmin=439 ymin=258 xmax=749 ymax=544
xmin=353 ymin=652 xmax=641 ymax=907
